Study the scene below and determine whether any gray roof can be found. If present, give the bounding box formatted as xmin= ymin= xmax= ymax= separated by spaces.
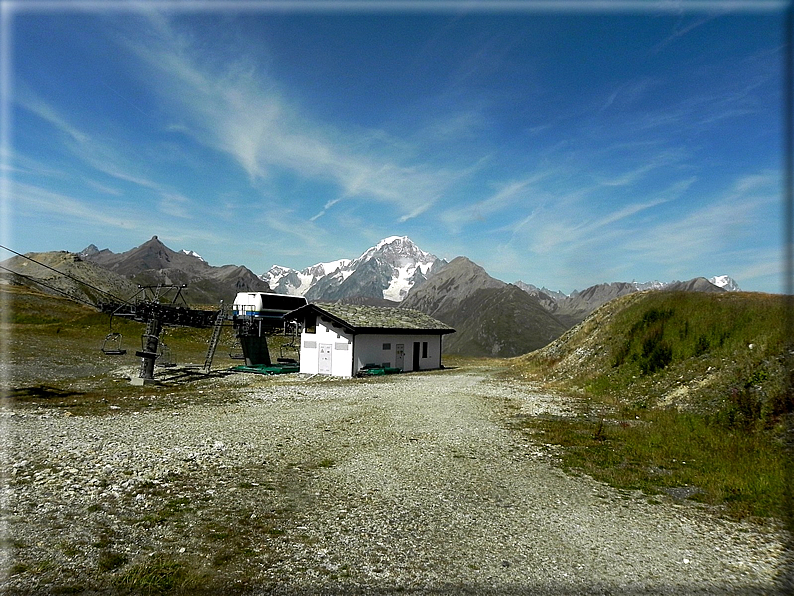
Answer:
xmin=287 ymin=302 xmax=455 ymax=334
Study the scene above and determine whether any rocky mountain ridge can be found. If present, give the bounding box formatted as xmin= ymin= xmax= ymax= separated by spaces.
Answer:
xmin=78 ymin=236 xmax=270 ymax=305
xmin=401 ymin=257 xmax=568 ymax=358
xmin=0 ymin=251 xmax=140 ymax=307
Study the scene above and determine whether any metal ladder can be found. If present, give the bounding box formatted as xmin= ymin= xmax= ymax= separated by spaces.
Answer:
xmin=203 ymin=301 xmax=226 ymax=372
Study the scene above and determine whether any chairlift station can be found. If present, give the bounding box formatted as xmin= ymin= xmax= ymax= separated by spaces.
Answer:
xmin=105 ymin=289 xmax=453 ymax=383
xmin=0 ymin=244 xmax=453 ymax=384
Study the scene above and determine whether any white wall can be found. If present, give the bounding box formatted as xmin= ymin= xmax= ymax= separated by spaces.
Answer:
xmin=299 ymin=319 xmax=354 ymax=377
xmin=299 ymin=318 xmax=447 ymax=377
xmin=354 ymin=334 xmax=443 ymax=374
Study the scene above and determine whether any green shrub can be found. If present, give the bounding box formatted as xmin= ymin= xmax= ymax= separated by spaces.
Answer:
xmin=639 ymin=333 xmax=672 ymax=375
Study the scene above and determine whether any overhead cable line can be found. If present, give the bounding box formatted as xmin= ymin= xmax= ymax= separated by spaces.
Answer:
xmin=0 ymin=244 xmax=129 ymax=305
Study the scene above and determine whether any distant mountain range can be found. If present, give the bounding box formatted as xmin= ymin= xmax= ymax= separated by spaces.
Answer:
xmin=259 ymin=236 xmax=738 ymax=356
xmin=78 ymin=236 xmax=270 ymax=304
xmin=513 ymin=276 xmax=738 ymax=328
xmin=1 ymin=234 xmax=741 ymax=359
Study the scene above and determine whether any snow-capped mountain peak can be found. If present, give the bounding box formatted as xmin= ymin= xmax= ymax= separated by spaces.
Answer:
xmin=354 ymin=236 xmax=433 ymax=267
xmin=261 ymin=236 xmax=444 ymax=302
xmin=377 ymin=235 xmax=409 ymax=249
xmin=709 ymin=275 xmax=741 ymax=292
xmin=261 ymin=259 xmax=352 ymax=296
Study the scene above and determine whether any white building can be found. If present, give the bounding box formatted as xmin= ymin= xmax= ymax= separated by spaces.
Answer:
xmin=285 ymin=303 xmax=455 ymax=377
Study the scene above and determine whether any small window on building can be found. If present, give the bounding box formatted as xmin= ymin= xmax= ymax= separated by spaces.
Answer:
xmin=304 ymin=314 xmax=316 ymax=334
xmin=422 ymin=342 xmax=428 ymax=358
xmin=382 ymin=343 xmax=391 ymax=350
xmin=382 ymin=362 xmax=391 ymax=368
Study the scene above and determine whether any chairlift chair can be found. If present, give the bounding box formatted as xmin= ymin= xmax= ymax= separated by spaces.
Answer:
xmin=157 ymin=341 xmax=176 ymax=368
xmin=101 ymin=332 xmax=127 ymax=355
xmin=229 ymin=337 xmax=245 ymax=360
xmin=279 ymin=320 xmax=300 ymax=360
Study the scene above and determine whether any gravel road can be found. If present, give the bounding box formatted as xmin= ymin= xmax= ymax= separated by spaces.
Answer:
xmin=2 ymin=366 xmax=790 ymax=594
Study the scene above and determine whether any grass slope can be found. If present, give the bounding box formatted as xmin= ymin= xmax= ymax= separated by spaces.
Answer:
xmin=511 ymin=290 xmax=793 ymax=519
xmin=0 ymin=285 xmax=296 ymax=414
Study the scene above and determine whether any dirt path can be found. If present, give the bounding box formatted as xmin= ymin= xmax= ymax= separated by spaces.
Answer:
xmin=251 ymin=369 xmax=787 ymax=594
xmin=2 ymin=366 xmax=788 ymax=594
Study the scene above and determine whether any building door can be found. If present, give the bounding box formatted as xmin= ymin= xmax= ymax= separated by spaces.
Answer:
xmin=318 ymin=343 xmax=332 ymax=374
xmin=413 ymin=341 xmax=420 ymax=371
xmin=395 ymin=344 xmax=404 ymax=370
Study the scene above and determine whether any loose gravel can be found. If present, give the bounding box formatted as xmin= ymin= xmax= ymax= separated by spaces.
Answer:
xmin=2 ymin=366 xmax=790 ymax=594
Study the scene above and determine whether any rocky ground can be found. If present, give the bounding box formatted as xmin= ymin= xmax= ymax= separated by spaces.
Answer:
xmin=1 ymin=361 xmax=791 ymax=595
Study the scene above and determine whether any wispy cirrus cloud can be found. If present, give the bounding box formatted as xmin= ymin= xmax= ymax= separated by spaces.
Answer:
xmin=600 ymin=77 xmax=660 ymax=112
xmin=84 ymin=179 xmax=123 ymax=197
xmin=593 ymin=153 xmax=685 ymax=187
xmin=12 ymin=180 xmax=229 ymax=252
xmin=158 ymin=192 xmax=192 ymax=219
xmin=15 ymin=84 xmax=89 ymax=144
xmin=504 ymin=174 xmax=694 ymax=256
xmin=440 ymin=171 xmax=555 ymax=232
xmin=480 ymin=169 xmax=778 ymax=290
xmin=652 ymin=15 xmax=719 ymax=54
xmin=120 ymin=14 xmax=465 ymax=223
xmin=623 ymin=171 xmax=779 ymax=267
xmin=728 ymin=246 xmax=785 ymax=292
xmin=13 ymin=181 xmax=134 ymax=228
xmin=15 ymin=90 xmax=198 ymax=218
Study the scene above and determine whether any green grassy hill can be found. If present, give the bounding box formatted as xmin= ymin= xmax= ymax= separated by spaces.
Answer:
xmin=517 ymin=290 xmax=791 ymax=417
xmin=511 ymin=290 xmax=793 ymax=519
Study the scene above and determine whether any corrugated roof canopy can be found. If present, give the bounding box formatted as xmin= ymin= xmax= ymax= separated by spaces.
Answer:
xmin=286 ymin=302 xmax=455 ymax=335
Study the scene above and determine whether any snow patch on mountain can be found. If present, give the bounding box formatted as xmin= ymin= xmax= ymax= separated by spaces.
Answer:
xmin=180 ymin=249 xmax=205 ymax=262
xmin=384 ymin=262 xmax=425 ymax=302
xmin=631 ymin=280 xmax=666 ymax=291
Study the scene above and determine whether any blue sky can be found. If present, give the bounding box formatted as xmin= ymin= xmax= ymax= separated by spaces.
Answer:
xmin=2 ymin=1 xmax=787 ymax=294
